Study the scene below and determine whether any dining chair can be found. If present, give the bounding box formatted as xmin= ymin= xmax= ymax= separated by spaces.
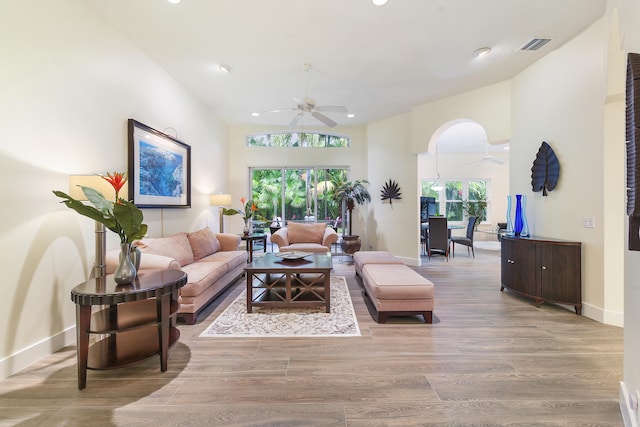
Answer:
xmin=451 ymin=216 xmax=479 ymax=257
xmin=427 ymin=216 xmax=450 ymax=261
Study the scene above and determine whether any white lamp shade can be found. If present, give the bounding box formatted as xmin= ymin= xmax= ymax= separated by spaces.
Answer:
xmin=210 ymin=194 xmax=232 ymax=206
xmin=69 ymin=175 xmax=128 ymax=201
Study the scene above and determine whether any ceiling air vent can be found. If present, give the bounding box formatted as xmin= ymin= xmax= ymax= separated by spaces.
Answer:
xmin=519 ymin=38 xmax=552 ymax=51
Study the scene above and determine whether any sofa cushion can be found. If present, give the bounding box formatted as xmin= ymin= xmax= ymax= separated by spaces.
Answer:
xmin=187 ymin=227 xmax=220 ymax=261
xmin=135 ymin=232 xmax=194 ymax=267
xmin=287 ymin=222 xmax=325 ymax=244
xmin=179 ymin=262 xmax=228 ymax=297
xmin=200 ymin=250 xmax=247 ymax=270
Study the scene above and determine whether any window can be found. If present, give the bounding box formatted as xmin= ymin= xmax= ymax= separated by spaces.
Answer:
xmin=247 ymin=132 xmax=349 ymax=147
xmin=422 ymin=179 xmax=489 ymax=223
xmin=250 ymin=167 xmax=348 ymax=226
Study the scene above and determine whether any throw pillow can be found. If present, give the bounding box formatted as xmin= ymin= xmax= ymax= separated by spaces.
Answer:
xmin=135 ymin=232 xmax=194 ymax=266
xmin=287 ymin=222 xmax=325 ymax=244
xmin=187 ymin=228 xmax=221 ymax=261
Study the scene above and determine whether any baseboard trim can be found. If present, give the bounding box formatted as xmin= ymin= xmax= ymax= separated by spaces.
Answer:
xmin=582 ymin=302 xmax=624 ymax=327
xmin=0 ymin=325 xmax=75 ymax=381
xmin=621 ymin=381 xmax=639 ymax=427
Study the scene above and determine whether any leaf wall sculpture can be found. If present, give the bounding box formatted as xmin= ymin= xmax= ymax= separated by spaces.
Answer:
xmin=531 ymin=141 xmax=560 ymax=196
xmin=380 ymin=179 xmax=402 ymax=204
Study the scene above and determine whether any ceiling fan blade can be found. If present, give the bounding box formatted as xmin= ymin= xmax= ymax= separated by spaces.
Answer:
xmin=316 ymin=105 xmax=347 ymax=113
xmin=312 ymin=111 xmax=337 ymax=127
xmin=264 ymin=107 xmax=296 ymax=114
xmin=289 ymin=112 xmax=303 ymax=127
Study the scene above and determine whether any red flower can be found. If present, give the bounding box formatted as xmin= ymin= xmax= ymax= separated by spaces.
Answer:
xmin=102 ymin=172 xmax=128 ymax=200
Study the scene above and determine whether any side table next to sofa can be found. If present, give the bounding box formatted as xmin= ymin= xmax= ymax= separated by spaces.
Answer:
xmin=70 ymin=269 xmax=187 ymax=389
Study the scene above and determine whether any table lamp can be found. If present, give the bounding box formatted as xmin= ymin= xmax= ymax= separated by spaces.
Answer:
xmin=69 ymin=175 xmax=129 ymax=278
xmin=210 ymin=194 xmax=232 ymax=232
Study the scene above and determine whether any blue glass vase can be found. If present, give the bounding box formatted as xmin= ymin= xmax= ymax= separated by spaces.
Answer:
xmin=514 ymin=194 xmax=524 ymax=236
xmin=506 ymin=195 xmax=514 ymax=236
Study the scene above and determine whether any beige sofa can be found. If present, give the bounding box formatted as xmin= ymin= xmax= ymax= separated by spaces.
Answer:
xmin=107 ymin=228 xmax=247 ymax=324
xmin=270 ymin=222 xmax=339 ymax=253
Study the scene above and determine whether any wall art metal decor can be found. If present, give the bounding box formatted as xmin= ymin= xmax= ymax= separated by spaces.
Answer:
xmin=128 ymin=119 xmax=191 ymax=208
xmin=531 ymin=141 xmax=560 ymax=196
xmin=380 ymin=179 xmax=402 ymax=204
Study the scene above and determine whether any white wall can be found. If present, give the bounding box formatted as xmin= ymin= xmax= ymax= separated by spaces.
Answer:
xmin=366 ymin=114 xmax=418 ymax=263
xmin=0 ymin=0 xmax=228 ymax=379
xmin=410 ymin=81 xmax=512 ymax=153
xmin=510 ymin=19 xmax=611 ymax=317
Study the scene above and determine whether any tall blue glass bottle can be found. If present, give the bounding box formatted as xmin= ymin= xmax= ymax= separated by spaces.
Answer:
xmin=514 ymin=194 xmax=524 ymax=236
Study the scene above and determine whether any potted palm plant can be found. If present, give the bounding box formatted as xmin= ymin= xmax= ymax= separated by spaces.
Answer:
xmin=334 ymin=179 xmax=371 ymax=254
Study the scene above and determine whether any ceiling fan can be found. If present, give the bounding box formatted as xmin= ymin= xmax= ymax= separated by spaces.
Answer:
xmin=263 ymin=64 xmax=348 ymax=128
xmin=466 ymin=144 xmax=509 ymax=166
xmin=265 ymin=96 xmax=347 ymax=128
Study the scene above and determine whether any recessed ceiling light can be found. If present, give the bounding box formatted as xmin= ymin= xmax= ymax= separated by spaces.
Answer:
xmin=251 ymin=112 xmax=260 ymax=117
xmin=473 ymin=47 xmax=492 ymax=58
xmin=347 ymin=113 xmax=355 ymax=118
xmin=167 ymin=0 xmax=180 ymax=4
xmin=219 ymin=64 xmax=232 ymax=74
xmin=372 ymin=0 xmax=388 ymax=5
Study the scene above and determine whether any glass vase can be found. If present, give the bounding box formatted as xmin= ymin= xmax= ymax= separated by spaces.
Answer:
xmin=514 ymin=194 xmax=524 ymax=236
xmin=114 ymin=242 xmax=137 ymax=285
xmin=520 ymin=195 xmax=530 ymax=237
xmin=506 ymin=195 xmax=514 ymax=236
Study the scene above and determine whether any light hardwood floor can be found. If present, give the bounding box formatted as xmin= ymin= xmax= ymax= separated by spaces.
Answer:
xmin=0 ymin=246 xmax=623 ymax=426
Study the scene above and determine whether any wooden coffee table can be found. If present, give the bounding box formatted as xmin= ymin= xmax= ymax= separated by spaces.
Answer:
xmin=245 ymin=252 xmax=332 ymax=313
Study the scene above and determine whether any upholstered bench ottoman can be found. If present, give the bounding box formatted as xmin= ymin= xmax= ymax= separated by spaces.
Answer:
xmin=361 ymin=264 xmax=434 ymax=323
xmin=353 ymin=250 xmax=404 ymax=277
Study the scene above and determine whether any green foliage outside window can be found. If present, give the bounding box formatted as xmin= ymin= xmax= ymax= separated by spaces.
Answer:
xmin=247 ymin=132 xmax=349 ymax=147
xmin=250 ymin=167 xmax=348 ymax=225
xmin=421 ymin=179 xmax=488 ymax=223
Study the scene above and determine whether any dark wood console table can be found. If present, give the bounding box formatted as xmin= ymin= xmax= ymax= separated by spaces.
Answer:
xmin=501 ymin=236 xmax=582 ymax=314
xmin=70 ymin=269 xmax=187 ymax=389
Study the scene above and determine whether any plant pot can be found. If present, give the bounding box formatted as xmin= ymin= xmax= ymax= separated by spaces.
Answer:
xmin=340 ymin=235 xmax=362 ymax=255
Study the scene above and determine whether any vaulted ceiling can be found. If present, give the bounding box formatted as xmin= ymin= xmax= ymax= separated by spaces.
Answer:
xmin=86 ymin=0 xmax=606 ymax=131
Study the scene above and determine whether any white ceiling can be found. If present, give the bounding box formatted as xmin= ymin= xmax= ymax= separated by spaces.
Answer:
xmin=86 ymin=0 xmax=606 ymax=135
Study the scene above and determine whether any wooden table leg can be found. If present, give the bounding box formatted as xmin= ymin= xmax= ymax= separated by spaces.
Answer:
xmin=246 ymin=272 xmax=253 ymax=313
xmin=324 ymin=272 xmax=331 ymax=313
xmin=75 ymin=304 xmax=91 ymax=390
xmin=158 ymin=293 xmax=170 ymax=372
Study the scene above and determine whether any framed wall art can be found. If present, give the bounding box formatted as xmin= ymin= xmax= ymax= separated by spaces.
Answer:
xmin=127 ymin=119 xmax=191 ymax=208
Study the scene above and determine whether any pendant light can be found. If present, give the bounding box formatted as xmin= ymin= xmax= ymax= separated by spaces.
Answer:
xmin=431 ymin=141 xmax=444 ymax=192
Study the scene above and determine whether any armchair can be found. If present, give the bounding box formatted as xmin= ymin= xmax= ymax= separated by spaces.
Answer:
xmin=270 ymin=222 xmax=338 ymax=253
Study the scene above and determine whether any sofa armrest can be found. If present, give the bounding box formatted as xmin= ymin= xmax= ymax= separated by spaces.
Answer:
xmin=215 ymin=232 xmax=241 ymax=251
xmin=106 ymin=250 xmax=181 ymax=274
xmin=270 ymin=227 xmax=289 ymax=247
xmin=322 ymin=227 xmax=339 ymax=248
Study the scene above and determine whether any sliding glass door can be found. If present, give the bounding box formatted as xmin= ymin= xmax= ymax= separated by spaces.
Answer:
xmin=250 ymin=167 xmax=347 ymax=225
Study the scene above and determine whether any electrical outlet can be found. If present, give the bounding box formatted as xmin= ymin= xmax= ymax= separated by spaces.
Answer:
xmin=583 ymin=217 xmax=596 ymax=228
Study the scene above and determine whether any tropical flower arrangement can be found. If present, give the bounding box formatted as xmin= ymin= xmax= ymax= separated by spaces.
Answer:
xmin=53 ymin=172 xmax=148 ymax=244
xmin=222 ymin=197 xmax=257 ymax=227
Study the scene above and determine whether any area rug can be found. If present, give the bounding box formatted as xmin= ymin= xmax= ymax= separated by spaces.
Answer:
xmin=199 ymin=276 xmax=361 ymax=337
